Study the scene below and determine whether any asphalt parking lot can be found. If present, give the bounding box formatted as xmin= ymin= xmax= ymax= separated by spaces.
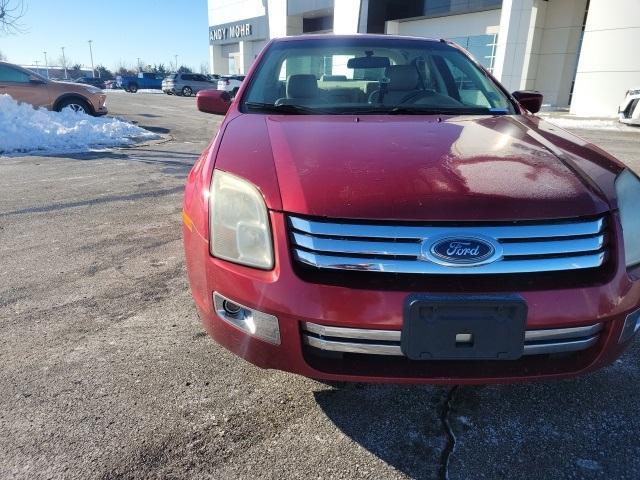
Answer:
xmin=1 ymin=91 xmax=639 ymax=480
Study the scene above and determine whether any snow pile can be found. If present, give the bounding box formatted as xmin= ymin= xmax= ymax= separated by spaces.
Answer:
xmin=539 ymin=115 xmax=633 ymax=131
xmin=0 ymin=94 xmax=159 ymax=155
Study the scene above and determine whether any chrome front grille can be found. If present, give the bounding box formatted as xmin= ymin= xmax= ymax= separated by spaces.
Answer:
xmin=288 ymin=215 xmax=607 ymax=275
xmin=302 ymin=322 xmax=603 ymax=357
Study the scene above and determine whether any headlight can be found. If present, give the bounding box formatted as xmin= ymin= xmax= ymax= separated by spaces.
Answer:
xmin=615 ymin=169 xmax=640 ymax=267
xmin=209 ymin=170 xmax=274 ymax=269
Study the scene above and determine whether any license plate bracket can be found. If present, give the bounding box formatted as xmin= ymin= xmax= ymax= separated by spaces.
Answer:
xmin=401 ymin=295 xmax=527 ymax=361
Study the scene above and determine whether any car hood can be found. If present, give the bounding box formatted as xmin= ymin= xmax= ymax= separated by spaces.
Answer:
xmin=50 ymin=81 xmax=99 ymax=93
xmin=216 ymin=114 xmax=610 ymax=221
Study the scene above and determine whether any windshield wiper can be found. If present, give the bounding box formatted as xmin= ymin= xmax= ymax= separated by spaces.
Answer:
xmin=386 ymin=106 xmax=508 ymax=116
xmin=244 ymin=102 xmax=326 ymax=115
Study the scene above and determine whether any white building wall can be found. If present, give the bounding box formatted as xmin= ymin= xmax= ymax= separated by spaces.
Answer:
xmin=333 ymin=0 xmax=364 ymax=34
xmin=533 ymin=0 xmax=586 ymax=107
xmin=386 ymin=9 xmax=500 ymax=39
xmin=208 ymin=0 xmax=266 ymax=25
xmin=570 ymin=0 xmax=640 ymax=116
xmin=266 ymin=0 xmax=288 ymax=38
xmin=492 ymin=0 xmax=539 ymax=92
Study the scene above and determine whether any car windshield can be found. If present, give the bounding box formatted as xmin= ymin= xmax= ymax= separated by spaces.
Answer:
xmin=241 ymin=37 xmax=515 ymax=115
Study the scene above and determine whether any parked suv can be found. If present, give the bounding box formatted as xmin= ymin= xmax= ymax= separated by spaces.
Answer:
xmin=217 ymin=75 xmax=245 ymax=96
xmin=619 ymin=87 xmax=640 ymax=126
xmin=184 ymin=35 xmax=640 ymax=384
xmin=162 ymin=73 xmax=216 ymax=96
xmin=0 ymin=61 xmax=107 ymax=116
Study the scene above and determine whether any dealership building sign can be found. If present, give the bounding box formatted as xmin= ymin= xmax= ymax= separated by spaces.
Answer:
xmin=209 ymin=16 xmax=267 ymax=45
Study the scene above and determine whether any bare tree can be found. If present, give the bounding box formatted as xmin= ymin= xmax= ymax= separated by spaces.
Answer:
xmin=0 ymin=49 xmax=7 ymax=61
xmin=57 ymin=54 xmax=71 ymax=70
xmin=0 ymin=0 xmax=27 ymax=35
xmin=200 ymin=62 xmax=209 ymax=75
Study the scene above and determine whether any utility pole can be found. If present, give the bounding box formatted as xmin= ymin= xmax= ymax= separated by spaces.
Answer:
xmin=61 ymin=46 xmax=67 ymax=79
xmin=33 ymin=60 xmax=40 ymax=75
xmin=174 ymin=54 xmax=178 ymax=72
xmin=88 ymin=40 xmax=95 ymax=78
xmin=137 ymin=57 xmax=141 ymax=72
xmin=43 ymin=51 xmax=49 ymax=79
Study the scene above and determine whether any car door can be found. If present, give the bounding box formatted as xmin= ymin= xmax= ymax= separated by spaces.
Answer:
xmin=0 ymin=64 xmax=52 ymax=109
xmin=192 ymin=74 xmax=211 ymax=93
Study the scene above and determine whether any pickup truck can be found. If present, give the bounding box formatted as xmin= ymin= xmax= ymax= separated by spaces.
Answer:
xmin=116 ymin=72 xmax=164 ymax=93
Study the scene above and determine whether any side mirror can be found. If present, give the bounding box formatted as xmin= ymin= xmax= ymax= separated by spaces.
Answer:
xmin=196 ymin=89 xmax=231 ymax=115
xmin=512 ymin=90 xmax=543 ymax=113
xmin=29 ymin=76 xmax=45 ymax=84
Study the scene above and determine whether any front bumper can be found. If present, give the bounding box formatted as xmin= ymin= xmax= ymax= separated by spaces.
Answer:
xmin=184 ymin=211 xmax=640 ymax=384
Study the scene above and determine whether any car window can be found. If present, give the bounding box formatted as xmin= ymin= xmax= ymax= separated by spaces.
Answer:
xmin=443 ymin=57 xmax=491 ymax=107
xmin=0 ymin=65 xmax=31 ymax=83
xmin=241 ymin=38 xmax=515 ymax=115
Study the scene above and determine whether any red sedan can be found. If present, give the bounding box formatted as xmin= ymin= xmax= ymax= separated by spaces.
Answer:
xmin=183 ymin=34 xmax=640 ymax=384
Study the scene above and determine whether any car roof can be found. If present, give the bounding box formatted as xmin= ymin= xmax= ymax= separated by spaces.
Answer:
xmin=271 ymin=33 xmax=443 ymax=44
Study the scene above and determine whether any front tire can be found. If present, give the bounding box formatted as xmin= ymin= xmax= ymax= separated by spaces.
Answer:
xmin=56 ymin=98 xmax=92 ymax=115
xmin=182 ymin=86 xmax=193 ymax=97
xmin=128 ymin=83 xmax=139 ymax=93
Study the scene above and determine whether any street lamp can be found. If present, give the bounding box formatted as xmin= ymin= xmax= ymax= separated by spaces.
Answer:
xmin=174 ymin=54 xmax=178 ymax=72
xmin=61 ymin=46 xmax=67 ymax=79
xmin=43 ymin=51 xmax=49 ymax=79
xmin=88 ymin=40 xmax=95 ymax=78
xmin=137 ymin=57 xmax=141 ymax=72
xmin=33 ymin=60 xmax=40 ymax=75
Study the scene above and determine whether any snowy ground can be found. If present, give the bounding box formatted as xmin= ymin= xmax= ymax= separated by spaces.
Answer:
xmin=0 ymin=95 xmax=159 ymax=155
xmin=538 ymin=113 xmax=638 ymax=131
xmin=106 ymin=89 xmax=164 ymax=95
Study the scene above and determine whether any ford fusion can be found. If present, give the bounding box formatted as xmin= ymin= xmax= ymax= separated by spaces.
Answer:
xmin=183 ymin=35 xmax=640 ymax=384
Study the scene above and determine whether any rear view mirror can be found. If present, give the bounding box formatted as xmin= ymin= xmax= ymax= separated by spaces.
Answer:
xmin=512 ymin=90 xmax=543 ymax=113
xmin=347 ymin=56 xmax=391 ymax=69
xmin=196 ymin=89 xmax=231 ymax=115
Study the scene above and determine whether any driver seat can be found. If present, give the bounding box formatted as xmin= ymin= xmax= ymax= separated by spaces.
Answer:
xmin=275 ymin=74 xmax=321 ymax=105
xmin=370 ymin=65 xmax=421 ymax=105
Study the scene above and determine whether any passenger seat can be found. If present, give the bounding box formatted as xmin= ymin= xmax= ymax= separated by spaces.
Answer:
xmin=276 ymin=74 xmax=321 ymax=105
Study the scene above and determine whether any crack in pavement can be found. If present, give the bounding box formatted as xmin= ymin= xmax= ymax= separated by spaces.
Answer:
xmin=439 ymin=385 xmax=459 ymax=480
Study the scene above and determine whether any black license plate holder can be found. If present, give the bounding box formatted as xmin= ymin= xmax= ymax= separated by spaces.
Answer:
xmin=401 ymin=295 xmax=527 ymax=361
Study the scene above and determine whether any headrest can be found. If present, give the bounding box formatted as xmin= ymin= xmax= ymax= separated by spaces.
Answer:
xmin=321 ymin=75 xmax=348 ymax=81
xmin=385 ymin=65 xmax=420 ymax=91
xmin=287 ymin=74 xmax=318 ymax=98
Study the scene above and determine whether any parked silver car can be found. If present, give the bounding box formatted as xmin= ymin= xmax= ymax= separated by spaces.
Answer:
xmin=162 ymin=73 xmax=217 ymax=96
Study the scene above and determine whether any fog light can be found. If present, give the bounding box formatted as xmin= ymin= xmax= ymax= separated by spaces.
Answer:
xmin=213 ymin=292 xmax=280 ymax=345
xmin=222 ymin=300 xmax=242 ymax=317
xmin=619 ymin=308 xmax=640 ymax=343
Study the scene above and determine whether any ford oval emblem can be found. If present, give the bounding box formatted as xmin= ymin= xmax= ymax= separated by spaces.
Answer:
xmin=423 ymin=235 xmax=502 ymax=267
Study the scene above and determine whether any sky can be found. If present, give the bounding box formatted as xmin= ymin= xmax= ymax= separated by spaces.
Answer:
xmin=0 ymin=0 xmax=210 ymax=72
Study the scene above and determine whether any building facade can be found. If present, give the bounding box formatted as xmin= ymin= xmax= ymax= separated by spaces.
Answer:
xmin=208 ymin=0 xmax=640 ymax=117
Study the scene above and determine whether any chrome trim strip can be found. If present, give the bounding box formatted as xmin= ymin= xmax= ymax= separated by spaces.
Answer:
xmin=523 ymin=336 xmax=599 ymax=355
xmin=302 ymin=322 xmax=602 ymax=343
xmin=292 ymin=232 xmax=421 ymax=257
xmin=525 ymin=323 xmax=603 ymax=341
xmin=301 ymin=322 xmax=602 ymax=357
xmin=500 ymin=236 xmax=604 ymax=257
xmin=289 ymin=216 xmax=604 ymax=240
xmin=303 ymin=322 xmax=401 ymax=341
xmin=294 ymin=249 xmax=605 ymax=274
xmin=303 ymin=335 xmax=403 ymax=356
xmin=292 ymin=232 xmax=604 ymax=258
xmin=302 ymin=334 xmax=600 ymax=356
